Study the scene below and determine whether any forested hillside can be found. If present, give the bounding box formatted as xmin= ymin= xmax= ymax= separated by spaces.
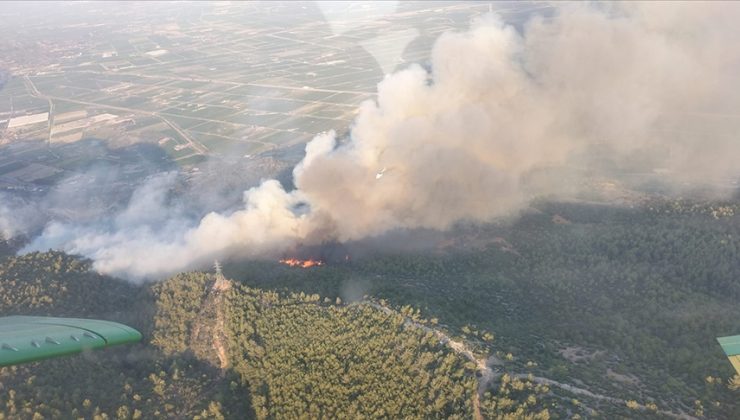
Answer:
xmin=0 ymin=253 xmax=247 ymax=419
xmin=1 ymin=198 xmax=739 ymax=418
xmin=0 ymin=253 xmax=552 ymax=419
xmin=0 ymin=251 xmax=140 ymax=320
xmin=224 ymin=199 xmax=740 ymax=419
xmin=151 ymin=273 xmax=482 ymax=419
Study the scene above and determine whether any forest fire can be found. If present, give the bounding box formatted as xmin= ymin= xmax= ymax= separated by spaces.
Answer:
xmin=279 ymin=258 xmax=325 ymax=268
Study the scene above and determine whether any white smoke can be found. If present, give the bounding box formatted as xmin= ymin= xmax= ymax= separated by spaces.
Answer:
xmin=22 ymin=2 xmax=740 ymax=280
xmin=0 ymin=196 xmax=19 ymax=240
xmin=0 ymin=193 xmax=42 ymax=240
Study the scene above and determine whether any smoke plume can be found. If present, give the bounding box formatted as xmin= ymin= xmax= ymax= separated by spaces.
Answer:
xmin=21 ymin=3 xmax=740 ymax=280
xmin=0 ymin=195 xmax=24 ymax=240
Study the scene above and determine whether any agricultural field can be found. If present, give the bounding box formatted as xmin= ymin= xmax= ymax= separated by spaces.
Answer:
xmin=0 ymin=1 xmax=546 ymax=211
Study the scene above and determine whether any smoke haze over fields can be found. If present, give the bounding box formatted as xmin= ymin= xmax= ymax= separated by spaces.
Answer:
xmin=15 ymin=2 xmax=740 ymax=280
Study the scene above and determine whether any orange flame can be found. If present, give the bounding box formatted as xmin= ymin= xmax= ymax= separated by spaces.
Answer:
xmin=279 ymin=258 xmax=325 ymax=268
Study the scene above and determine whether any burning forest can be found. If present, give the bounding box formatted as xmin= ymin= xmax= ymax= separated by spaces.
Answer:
xmin=279 ymin=258 xmax=325 ymax=268
xmin=12 ymin=2 xmax=740 ymax=281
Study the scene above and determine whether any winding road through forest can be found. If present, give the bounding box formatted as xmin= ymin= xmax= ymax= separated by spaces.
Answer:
xmin=360 ymin=300 xmax=697 ymax=420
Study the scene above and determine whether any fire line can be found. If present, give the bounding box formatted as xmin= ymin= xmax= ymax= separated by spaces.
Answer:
xmin=279 ymin=258 xmax=325 ymax=268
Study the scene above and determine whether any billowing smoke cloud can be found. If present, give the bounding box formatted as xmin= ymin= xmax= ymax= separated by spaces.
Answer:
xmin=0 ymin=195 xmax=23 ymax=240
xmin=21 ymin=3 xmax=740 ymax=280
xmin=0 ymin=193 xmax=43 ymax=240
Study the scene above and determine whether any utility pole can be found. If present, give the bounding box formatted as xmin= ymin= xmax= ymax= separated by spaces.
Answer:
xmin=214 ymin=260 xmax=223 ymax=279
xmin=212 ymin=260 xmax=230 ymax=291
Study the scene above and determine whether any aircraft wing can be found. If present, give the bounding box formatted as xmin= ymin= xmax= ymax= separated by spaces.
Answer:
xmin=0 ymin=316 xmax=142 ymax=367
xmin=717 ymin=335 xmax=740 ymax=375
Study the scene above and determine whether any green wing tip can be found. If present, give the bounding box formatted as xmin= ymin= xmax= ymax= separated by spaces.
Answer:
xmin=717 ymin=335 xmax=740 ymax=357
xmin=104 ymin=323 xmax=143 ymax=346
xmin=717 ymin=335 xmax=740 ymax=375
xmin=0 ymin=316 xmax=143 ymax=367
